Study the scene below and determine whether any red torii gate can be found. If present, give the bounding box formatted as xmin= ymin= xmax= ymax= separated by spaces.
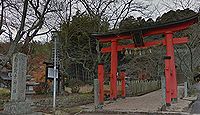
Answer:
xmin=92 ymin=14 xmax=198 ymax=105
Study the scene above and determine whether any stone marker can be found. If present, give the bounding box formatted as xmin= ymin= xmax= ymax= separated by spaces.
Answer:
xmin=4 ymin=53 xmax=32 ymax=115
xmin=11 ymin=53 xmax=27 ymax=101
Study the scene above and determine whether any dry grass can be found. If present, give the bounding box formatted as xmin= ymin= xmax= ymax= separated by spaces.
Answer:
xmin=0 ymin=88 xmax=10 ymax=111
xmin=65 ymin=84 xmax=93 ymax=93
xmin=0 ymin=88 xmax=10 ymax=96
xmin=65 ymin=84 xmax=122 ymax=94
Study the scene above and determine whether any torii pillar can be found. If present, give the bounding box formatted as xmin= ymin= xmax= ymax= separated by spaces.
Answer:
xmin=165 ymin=32 xmax=178 ymax=105
xmin=98 ymin=63 xmax=104 ymax=104
xmin=110 ymin=40 xmax=118 ymax=100
xmin=93 ymin=14 xmax=198 ymax=105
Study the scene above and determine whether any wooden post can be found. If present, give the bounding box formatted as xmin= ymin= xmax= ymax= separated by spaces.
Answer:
xmin=165 ymin=32 xmax=178 ymax=103
xmin=169 ymin=40 xmax=178 ymax=101
xmin=164 ymin=32 xmax=172 ymax=105
xmin=110 ymin=40 xmax=118 ymax=100
xmin=98 ymin=64 xmax=104 ymax=104
xmin=120 ymin=70 xmax=126 ymax=98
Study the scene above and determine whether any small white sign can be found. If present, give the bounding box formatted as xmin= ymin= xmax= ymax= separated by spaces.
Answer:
xmin=47 ymin=68 xmax=58 ymax=79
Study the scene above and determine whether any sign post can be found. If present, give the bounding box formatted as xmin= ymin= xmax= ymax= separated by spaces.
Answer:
xmin=184 ymin=82 xmax=188 ymax=97
xmin=52 ymin=32 xmax=57 ymax=110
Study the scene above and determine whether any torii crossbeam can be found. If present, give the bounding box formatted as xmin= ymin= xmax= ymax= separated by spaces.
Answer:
xmin=92 ymin=14 xmax=198 ymax=105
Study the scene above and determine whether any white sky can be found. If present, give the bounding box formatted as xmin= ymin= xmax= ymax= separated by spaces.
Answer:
xmin=142 ymin=0 xmax=200 ymax=19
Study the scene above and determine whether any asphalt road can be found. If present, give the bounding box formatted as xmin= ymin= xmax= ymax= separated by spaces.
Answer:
xmin=78 ymin=112 xmax=187 ymax=115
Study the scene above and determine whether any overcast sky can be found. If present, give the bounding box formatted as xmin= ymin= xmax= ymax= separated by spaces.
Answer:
xmin=37 ymin=0 xmax=200 ymax=42
xmin=147 ymin=0 xmax=200 ymax=19
xmin=1 ymin=0 xmax=200 ymax=42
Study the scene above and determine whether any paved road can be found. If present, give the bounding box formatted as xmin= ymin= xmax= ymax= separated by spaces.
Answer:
xmin=79 ymin=113 xmax=128 ymax=115
xmin=79 ymin=89 xmax=192 ymax=115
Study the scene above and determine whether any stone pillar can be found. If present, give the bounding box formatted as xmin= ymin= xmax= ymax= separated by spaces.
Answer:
xmin=161 ymin=75 xmax=166 ymax=110
xmin=4 ymin=53 xmax=32 ymax=115
xmin=94 ymin=79 xmax=100 ymax=109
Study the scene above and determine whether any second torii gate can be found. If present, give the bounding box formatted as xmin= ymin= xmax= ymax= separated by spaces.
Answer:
xmin=92 ymin=14 xmax=198 ymax=105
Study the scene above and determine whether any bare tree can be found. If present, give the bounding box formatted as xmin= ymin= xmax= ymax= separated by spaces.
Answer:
xmin=0 ymin=0 xmax=5 ymax=35
xmin=158 ymin=0 xmax=200 ymax=84
xmin=79 ymin=0 xmax=151 ymax=29
xmin=0 ymin=0 xmax=54 ymax=69
xmin=175 ymin=23 xmax=200 ymax=82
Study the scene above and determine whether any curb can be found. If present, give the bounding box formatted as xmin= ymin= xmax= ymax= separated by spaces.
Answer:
xmin=81 ymin=109 xmax=190 ymax=115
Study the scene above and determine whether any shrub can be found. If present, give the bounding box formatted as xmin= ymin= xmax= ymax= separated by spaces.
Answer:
xmin=68 ymin=79 xmax=84 ymax=93
xmin=33 ymin=82 xmax=49 ymax=94
xmin=0 ymin=88 xmax=10 ymax=98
